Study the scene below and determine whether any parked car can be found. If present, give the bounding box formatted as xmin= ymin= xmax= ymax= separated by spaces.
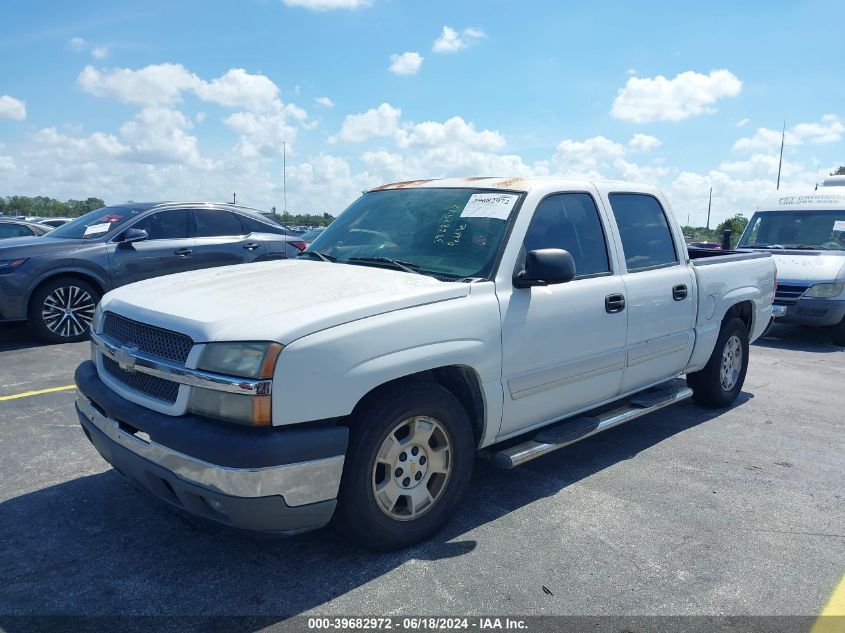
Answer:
xmin=0 ymin=218 xmax=52 ymax=239
xmin=299 ymin=227 xmax=325 ymax=244
xmin=38 ymin=217 xmax=73 ymax=228
xmin=738 ymin=184 xmax=845 ymax=344
xmin=0 ymin=202 xmax=305 ymax=343
xmin=74 ymin=177 xmax=775 ymax=550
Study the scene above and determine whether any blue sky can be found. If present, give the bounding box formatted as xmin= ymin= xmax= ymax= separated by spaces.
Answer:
xmin=1 ymin=0 xmax=843 ymax=224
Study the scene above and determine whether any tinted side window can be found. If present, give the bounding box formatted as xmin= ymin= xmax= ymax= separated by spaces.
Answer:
xmin=238 ymin=214 xmax=286 ymax=235
xmin=522 ymin=193 xmax=610 ymax=277
xmin=131 ymin=210 xmax=189 ymax=240
xmin=0 ymin=223 xmax=34 ymax=238
xmin=194 ymin=210 xmax=245 ymax=238
xmin=608 ymin=193 xmax=678 ymax=271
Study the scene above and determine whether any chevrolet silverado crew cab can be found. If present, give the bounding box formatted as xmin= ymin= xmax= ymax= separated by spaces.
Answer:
xmin=74 ymin=177 xmax=775 ymax=550
xmin=737 ymin=182 xmax=845 ymax=345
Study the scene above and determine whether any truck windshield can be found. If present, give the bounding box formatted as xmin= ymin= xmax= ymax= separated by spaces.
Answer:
xmin=47 ymin=206 xmax=145 ymax=240
xmin=301 ymin=188 xmax=522 ymax=279
xmin=738 ymin=210 xmax=845 ymax=251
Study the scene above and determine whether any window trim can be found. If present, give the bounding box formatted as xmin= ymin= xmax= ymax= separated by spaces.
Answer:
xmin=607 ymin=191 xmax=680 ymax=274
xmin=515 ymin=190 xmax=615 ymax=281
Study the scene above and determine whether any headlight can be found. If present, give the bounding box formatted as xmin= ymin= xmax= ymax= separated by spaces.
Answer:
xmin=0 ymin=258 xmax=28 ymax=274
xmin=92 ymin=303 xmax=104 ymax=331
xmin=804 ymin=282 xmax=845 ymax=299
xmin=196 ymin=341 xmax=283 ymax=379
xmin=189 ymin=342 xmax=283 ymax=426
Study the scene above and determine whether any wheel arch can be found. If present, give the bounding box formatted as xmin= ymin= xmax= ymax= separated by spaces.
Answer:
xmin=27 ymin=270 xmax=107 ymax=318
xmin=350 ymin=365 xmax=487 ymax=448
xmin=723 ymin=299 xmax=754 ymax=333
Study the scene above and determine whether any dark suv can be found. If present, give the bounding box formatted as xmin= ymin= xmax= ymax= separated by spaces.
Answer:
xmin=0 ymin=202 xmax=305 ymax=343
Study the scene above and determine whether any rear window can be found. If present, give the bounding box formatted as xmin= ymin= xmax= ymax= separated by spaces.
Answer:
xmin=609 ymin=193 xmax=678 ymax=271
xmin=194 ymin=210 xmax=246 ymax=238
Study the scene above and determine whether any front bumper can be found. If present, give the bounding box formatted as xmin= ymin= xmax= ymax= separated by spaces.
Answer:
xmin=772 ymin=298 xmax=845 ymax=327
xmin=75 ymin=361 xmax=348 ymax=534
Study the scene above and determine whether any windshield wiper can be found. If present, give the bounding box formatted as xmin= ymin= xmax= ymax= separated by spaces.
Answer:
xmin=297 ymin=250 xmax=336 ymax=262
xmin=782 ymin=245 xmax=827 ymax=250
xmin=347 ymin=256 xmax=423 ymax=274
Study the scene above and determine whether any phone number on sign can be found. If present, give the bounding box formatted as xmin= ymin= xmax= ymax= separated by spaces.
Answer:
xmin=308 ymin=617 xmax=474 ymax=630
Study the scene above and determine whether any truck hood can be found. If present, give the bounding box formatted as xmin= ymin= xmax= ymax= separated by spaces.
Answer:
xmin=771 ymin=251 xmax=845 ymax=283
xmin=101 ymin=259 xmax=472 ymax=344
xmin=0 ymin=236 xmax=94 ymax=258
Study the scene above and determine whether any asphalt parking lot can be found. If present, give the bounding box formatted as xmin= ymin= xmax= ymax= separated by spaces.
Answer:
xmin=0 ymin=322 xmax=842 ymax=626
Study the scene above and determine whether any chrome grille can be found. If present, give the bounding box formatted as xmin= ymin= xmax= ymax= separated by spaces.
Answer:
xmin=103 ymin=313 xmax=193 ymax=363
xmin=102 ymin=357 xmax=180 ymax=403
xmin=774 ymin=284 xmax=809 ymax=305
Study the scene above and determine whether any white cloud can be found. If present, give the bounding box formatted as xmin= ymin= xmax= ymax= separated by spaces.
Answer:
xmin=91 ymin=46 xmax=108 ymax=60
xmin=224 ymin=110 xmax=299 ymax=159
xmin=77 ymin=63 xmax=202 ymax=106
xmin=389 ymin=52 xmax=423 ymax=76
xmin=118 ymin=107 xmax=214 ymax=169
xmin=627 ymin=133 xmax=662 ymax=152
xmin=611 ymin=69 xmax=742 ymax=123
xmin=733 ymin=115 xmax=844 ymax=152
xmin=626 ymin=68 xmax=638 ymax=76
xmin=281 ymin=0 xmax=370 ymax=10
xmin=195 ymin=111 xmax=206 ymax=123
xmin=432 ymin=26 xmax=486 ymax=53
xmin=736 ymin=118 xmax=751 ymax=127
xmin=68 ymin=37 xmax=86 ymax=52
xmin=195 ymin=68 xmax=280 ymax=111
xmin=315 ymin=96 xmax=334 ymax=107
xmin=334 ymin=103 xmax=403 ymax=142
xmin=0 ymin=95 xmax=27 ymax=121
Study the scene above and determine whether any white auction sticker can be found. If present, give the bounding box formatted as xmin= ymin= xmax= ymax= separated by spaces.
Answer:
xmin=460 ymin=193 xmax=519 ymax=220
xmin=83 ymin=222 xmax=112 ymax=236
xmin=833 ymin=220 xmax=845 ymax=232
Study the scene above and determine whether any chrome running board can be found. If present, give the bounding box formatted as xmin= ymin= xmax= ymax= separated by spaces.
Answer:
xmin=489 ymin=378 xmax=692 ymax=469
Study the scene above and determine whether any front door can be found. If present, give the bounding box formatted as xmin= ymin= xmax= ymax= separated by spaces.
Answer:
xmin=498 ymin=191 xmax=628 ymax=438
xmin=108 ymin=209 xmax=195 ymax=287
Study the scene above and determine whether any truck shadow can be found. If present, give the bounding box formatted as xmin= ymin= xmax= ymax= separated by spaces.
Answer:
xmin=754 ymin=322 xmax=843 ymax=354
xmin=0 ymin=394 xmax=750 ymax=628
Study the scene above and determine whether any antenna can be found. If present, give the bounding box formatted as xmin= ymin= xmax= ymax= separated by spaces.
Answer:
xmin=282 ymin=140 xmax=287 ymax=216
xmin=776 ymin=121 xmax=785 ymax=190
xmin=816 ymin=162 xmax=820 ymax=190
xmin=233 ymin=192 xmax=236 ymax=204
xmin=706 ymin=187 xmax=713 ymax=229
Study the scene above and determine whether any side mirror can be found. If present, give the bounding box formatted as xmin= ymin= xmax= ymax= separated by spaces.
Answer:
xmin=118 ymin=228 xmax=149 ymax=245
xmin=514 ymin=248 xmax=576 ymax=288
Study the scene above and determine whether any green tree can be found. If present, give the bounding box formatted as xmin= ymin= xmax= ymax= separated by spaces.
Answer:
xmin=716 ymin=214 xmax=750 ymax=247
xmin=832 ymin=165 xmax=845 ymax=176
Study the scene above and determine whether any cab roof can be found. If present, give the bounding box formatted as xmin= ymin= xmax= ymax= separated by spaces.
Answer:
xmin=367 ymin=176 xmax=655 ymax=194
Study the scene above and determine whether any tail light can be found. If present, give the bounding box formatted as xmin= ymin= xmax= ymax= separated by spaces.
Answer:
xmin=289 ymin=240 xmax=307 ymax=251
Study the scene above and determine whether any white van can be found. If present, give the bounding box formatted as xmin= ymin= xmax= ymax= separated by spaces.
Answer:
xmin=738 ymin=181 xmax=845 ymax=344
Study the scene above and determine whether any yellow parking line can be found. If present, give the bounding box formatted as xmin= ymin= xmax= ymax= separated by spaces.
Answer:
xmin=811 ymin=574 xmax=845 ymax=633
xmin=0 ymin=384 xmax=76 ymax=401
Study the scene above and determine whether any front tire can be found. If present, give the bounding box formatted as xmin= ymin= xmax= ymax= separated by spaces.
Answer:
xmin=30 ymin=277 xmax=100 ymax=343
xmin=334 ymin=382 xmax=475 ymax=551
xmin=687 ymin=317 xmax=749 ymax=408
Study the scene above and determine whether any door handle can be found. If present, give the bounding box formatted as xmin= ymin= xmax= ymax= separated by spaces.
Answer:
xmin=174 ymin=248 xmax=193 ymax=257
xmin=243 ymin=242 xmax=260 ymax=251
xmin=673 ymin=284 xmax=688 ymax=301
xmin=605 ymin=293 xmax=626 ymax=314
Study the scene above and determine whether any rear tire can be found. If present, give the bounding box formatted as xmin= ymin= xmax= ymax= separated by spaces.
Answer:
xmin=30 ymin=277 xmax=100 ymax=343
xmin=687 ymin=317 xmax=749 ymax=408
xmin=333 ymin=382 xmax=475 ymax=551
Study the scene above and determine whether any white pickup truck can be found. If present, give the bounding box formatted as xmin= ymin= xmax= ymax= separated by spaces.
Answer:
xmin=75 ymin=177 xmax=775 ymax=550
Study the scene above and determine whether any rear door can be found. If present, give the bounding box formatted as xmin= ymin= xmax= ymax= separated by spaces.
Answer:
xmin=604 ymin=192 xmax=695 ymax=393
xmin=107 ymin=209 xmax=195 ymax=286
xmin=190 ymin=209 xmax=267 ymax=269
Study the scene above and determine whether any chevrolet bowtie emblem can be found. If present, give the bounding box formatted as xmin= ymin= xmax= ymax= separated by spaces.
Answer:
xmin=116 ymin=344 xmax=139 ymax=372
